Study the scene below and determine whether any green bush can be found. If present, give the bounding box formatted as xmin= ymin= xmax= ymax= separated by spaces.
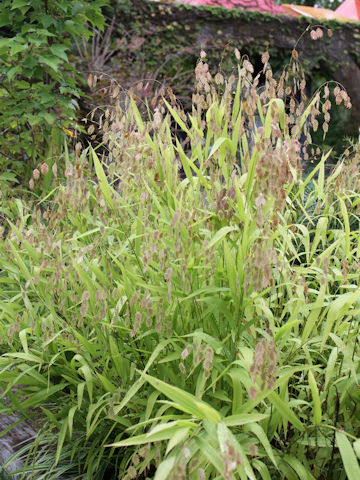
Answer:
xmin=0 ymin=0 xmax=107 ymax=182
xmin=0 ymin=48 xmax=360 ymax=480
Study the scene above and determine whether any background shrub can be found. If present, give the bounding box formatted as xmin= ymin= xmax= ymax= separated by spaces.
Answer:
xmin=0 ymin=0 xmax=107 ymax=183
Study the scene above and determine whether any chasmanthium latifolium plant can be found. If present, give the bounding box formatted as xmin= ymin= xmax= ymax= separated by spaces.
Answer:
xmin=0 ymin=28 xmax=360 ymax=480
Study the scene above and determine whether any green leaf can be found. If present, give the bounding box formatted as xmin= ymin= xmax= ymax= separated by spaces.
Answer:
xmin=206 ymin=226 xmax=238 ymax=250
xmin=282 ymin=455 xmax=316 ymax=480
xmin=295 ymin=95 xmax=317 ymax=136
xmin=195 ymin=436 xmax=224 ymax=474
xmin=107 ymin=423 xmax=186 ymax=447
xmin=4 ymin=352 xmax=43 ymax=364
xmin=264 ymin=98 xmax=285 ymax=138
xmin=321 ymin=289 xmax=360 ymax=350
xmin=218 ymin=422 xmax=256 ymax=480
xmin=19 ymin=328 xmax=30 ymax=354
xmin=301 ymin=280 xmax=326 ymax=344
xmin=40 ymin=112 xmax=57 ymax=124
xmin=10 ymin=42 xmax=28 ymax=56
xmin=336 ymin=431 xmax=360 ymax=480
xmin=77 ymin=383 xmax=85 ymax=411
xmin=92 ymin=147 xmax=114 ymax=209
xmin=175 ymin=137 xmax=194 ymax=186
xmin=50 ymin=44 xmax=68 ymax=61
xmin=129 ymin=96 xmax=145 ymax=132
xmin=55 ymin=419 xmax=67 ymax=466
xmin=38 ymin=55 xmax=62 ymax=71
xmin=154 ymin=456 xmax=177 ymax=480
xmin=353 ymin=439 xmax=360 ymax=459
xmin=16 ymin=80 xmax=30 ymax=89
xmin=208 ymin=137 xmax=232 ymax=159
xmin=85 ymin=7 xmax=106 ymax=29
xmin=7 ymin=65 xmax=21 ymax=82
xmin=11 ymin=0 xmax=28 ymax=9
xmin=223 ymin=413 xmax=269 ymax=427
xmin=165 ymin=427 xmax=190 ymax=454
xmin=339 ymin=197 xmax=351 ymax=262
xmin=113 ymin=340 xmax=174 ymax=416
xmin=253 ymin=459 xmax=272 ymax=480
xmin=163 ymin=99 xmax=192 ymax=139
xmin=39 ymin=13 xmax=55 ymax=28
xmin=329 ymin=333 xmax=357 ymax=382
xmin=228 ymin=369 xmax=243 ymax=414
xmin=67 ymin=405 xmax=77 ymax=439
xmin=268 ymin=392 xmax=304 ymax=432
xmin=19 ymin=383 xmax=68 ymax=409
xmin=144 ymin=374 xmax=222 ymax=423
xmin=0 ymin=172 xmax=18 ymax=182
xmin=324 ymin=348 xmax=338 ymax=391
xmin=308 ymin=369 xmax=321 ymax=426
xmin=246 ymin=422 xmax=278 ymax=468
xmin=0 ymin=14 xmax=11 ymax=28
xmin=97 ymin=373 xmax=116 ymax=394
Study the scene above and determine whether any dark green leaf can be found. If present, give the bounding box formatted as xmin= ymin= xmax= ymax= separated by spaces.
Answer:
xmin=38 ymin=55 xmax=62 ymax=71
xmin=50 ymin=44 xmax=68 ymax=61
xmin=11 ymin=0 xmax=28 ymax=9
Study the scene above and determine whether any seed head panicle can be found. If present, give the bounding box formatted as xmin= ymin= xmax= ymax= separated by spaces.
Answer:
xmin=249 ymin=335 xmax=279 ymax=395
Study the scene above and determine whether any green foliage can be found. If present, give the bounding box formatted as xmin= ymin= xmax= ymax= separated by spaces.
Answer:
xmin=0 ymin=471 xmax=11 ymax=480
xmin=0 ymin=52 xmax=360 ymax=479
xmin=0 ymin=0 xmax=107 ymax=179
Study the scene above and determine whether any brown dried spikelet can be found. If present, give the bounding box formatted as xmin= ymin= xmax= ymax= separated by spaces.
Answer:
xmin=310 ymin=28 xmax=323 ymax=40
xmin=164 ymin=267 xmax=173 ymax=281
xmin=316 ymin=27 xmax=323 ymax=38
xmin=243 ymin=59 xmax=254 ymax=73
xmin=261 ymin=51 xmax=270 ymax=65
xmin=197 ymin=469 xmax=206 ymax=480
xmin=249 ymin=443 xmax=258 ymax=457
xmin=87 ymin=73 xmax=93 ymax=88
xmin=214 ymin=72 xmax=224 ymax=85
xmin=80 ymin=291 xmax=90 ymax=317
xmin=249 ymin=336 xmax=279 ymax=391
xmin=112 ymin=85 xmax=120 ymax=98
xmin=40 ymin=163 xmax=49 ymax=175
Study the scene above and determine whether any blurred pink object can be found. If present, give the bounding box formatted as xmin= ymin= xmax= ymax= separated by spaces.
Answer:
xmin=179 ymin=0 xmax=286 ymax=15
xmin=335 ymin=0 xmax=360 ymax=20
xmin=281 ymin=3 xmax=355 ymax=21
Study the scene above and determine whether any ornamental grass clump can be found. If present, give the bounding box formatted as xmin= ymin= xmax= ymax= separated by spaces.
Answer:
xmin=0 ymin=32 xmax=360 ymax=480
